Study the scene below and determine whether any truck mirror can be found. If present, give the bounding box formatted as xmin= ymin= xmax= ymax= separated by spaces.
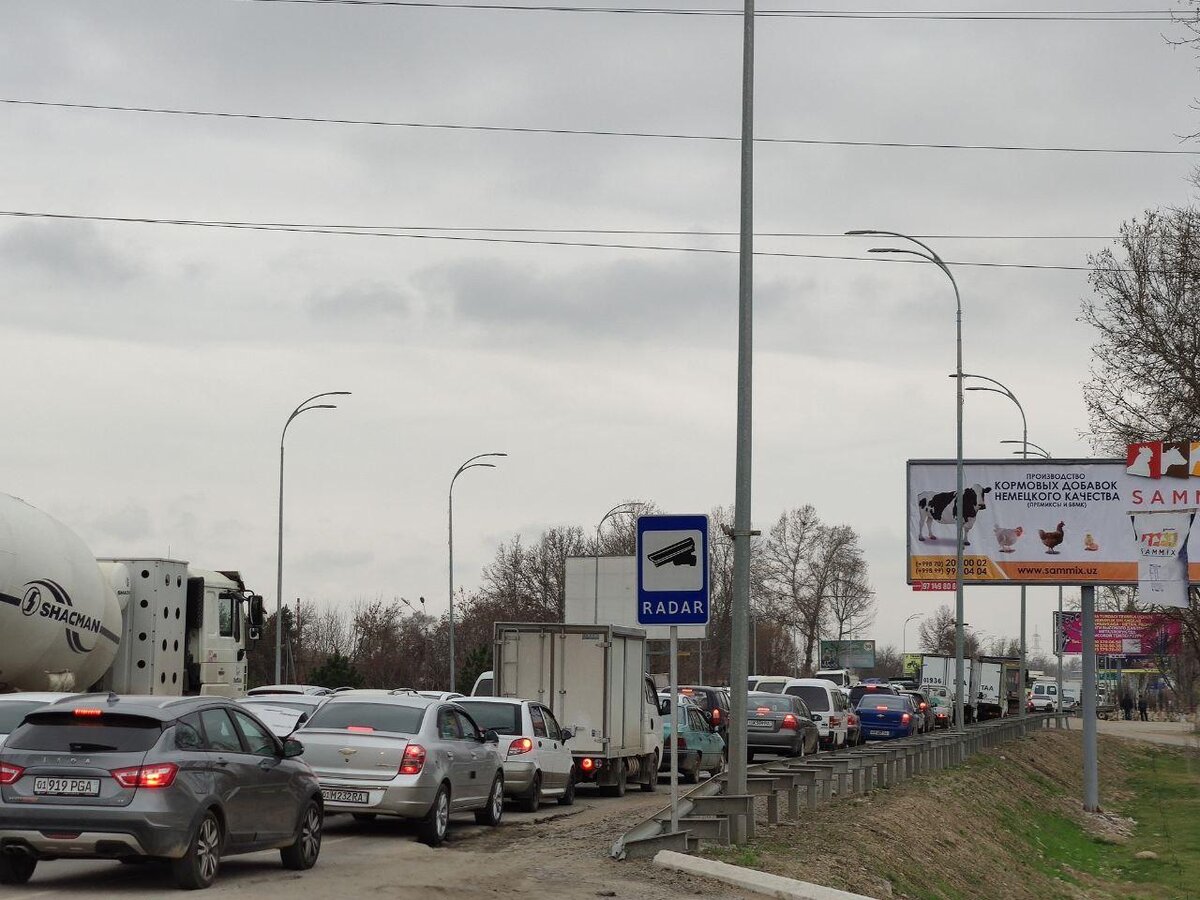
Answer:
xmin=249 ymin=595 xmax=265 ymax=629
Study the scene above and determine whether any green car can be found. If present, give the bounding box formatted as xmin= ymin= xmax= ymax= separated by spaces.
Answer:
xmin=658 ymin=696 xmax=726 ymax=783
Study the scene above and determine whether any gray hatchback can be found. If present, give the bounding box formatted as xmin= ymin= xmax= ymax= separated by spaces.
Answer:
xmin=0 ymin=694 xmax=323 ymax=890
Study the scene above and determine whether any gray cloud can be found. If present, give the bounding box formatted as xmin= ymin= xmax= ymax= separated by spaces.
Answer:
xmin=0 ymin=221 xmax=139 ymax=287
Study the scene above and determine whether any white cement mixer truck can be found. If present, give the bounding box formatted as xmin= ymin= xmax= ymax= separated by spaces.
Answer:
xmin=0 ymin=492 xmax=263 ymax=696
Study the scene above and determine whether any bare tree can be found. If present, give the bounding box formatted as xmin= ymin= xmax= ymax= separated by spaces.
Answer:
xmin=918 ymin=604 xmax=982 ymax=657
xmin=825 ymin=531 xmax=875 ymax=642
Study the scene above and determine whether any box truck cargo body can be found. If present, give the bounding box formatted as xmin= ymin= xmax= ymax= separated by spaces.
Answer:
xmin=494 ymin=622 xmax=662 ymax=795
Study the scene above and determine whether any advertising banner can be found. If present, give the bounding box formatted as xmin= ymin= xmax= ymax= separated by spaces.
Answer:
xmin=1053 ymin=611 xmax=1181 ymax=656
xmin=902 ymin=653 xmax=923 ymax=678
xmin=819 ymin=639 xmax=876 ymax=669
xmin=906 ymin=458 xmax=1200 ymax=590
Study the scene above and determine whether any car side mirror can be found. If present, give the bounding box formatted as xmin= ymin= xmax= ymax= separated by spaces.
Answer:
xmin=282 ymin=738 xmax=304 ymax=759
xmin=560 ymin=729 xmax=573 ymax=743
xmin=483 ymin=729 xmax=499 ymax=743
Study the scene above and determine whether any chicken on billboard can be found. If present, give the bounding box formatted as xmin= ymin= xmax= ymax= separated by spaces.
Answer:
xmin=906 ymin=458 xmax=1199 ymax=594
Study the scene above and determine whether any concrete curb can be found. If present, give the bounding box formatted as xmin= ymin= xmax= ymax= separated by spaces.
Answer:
xmin=653 ymin=849 xmax=876 ymax=900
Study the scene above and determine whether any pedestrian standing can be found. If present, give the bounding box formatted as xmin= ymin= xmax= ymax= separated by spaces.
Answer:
xmin=1138 ymin=694 xmax=1148 ymax=722
xmin=1121 ymin=692 xmax=1134 ymax=720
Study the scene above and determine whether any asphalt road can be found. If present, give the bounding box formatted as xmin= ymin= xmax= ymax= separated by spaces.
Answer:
xmin=1095 ymin=717 xmax=1200 ymax=748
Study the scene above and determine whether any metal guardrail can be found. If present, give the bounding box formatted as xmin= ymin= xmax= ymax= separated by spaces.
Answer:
xmin=611 ymin=712 xmax=1067 ymax=859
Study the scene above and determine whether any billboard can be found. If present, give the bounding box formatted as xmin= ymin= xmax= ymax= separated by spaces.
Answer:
xmin=1054 ymin=611 xmax=1181 ymax=656
xmin=906 ymin=459 xmax=1199 ymax=592
xmin=819 ymin=639 xmax=876 ymax=669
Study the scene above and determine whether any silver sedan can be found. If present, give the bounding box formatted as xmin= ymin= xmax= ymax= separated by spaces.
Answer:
xmin=297 ymin=695 xmax=505 ymax=846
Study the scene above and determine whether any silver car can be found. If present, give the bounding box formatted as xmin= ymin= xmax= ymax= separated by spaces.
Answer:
xmin=297 ymin=695 xmax=505 ymax=846
xmin=0 ymin=694 xmax=323 ymax=890
xmin=236 ymin=695 xmax=328 ymax=738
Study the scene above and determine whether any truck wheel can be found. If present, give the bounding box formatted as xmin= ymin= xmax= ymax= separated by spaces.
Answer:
xmin=640 ymin=754 xmax=659 ymax=792
xmin=419 ymin=784 xmax=451 ymax=846
xmin=605 ymin=762 xmax=627 ymax=797
xmin=557 ymin=769 xmax=576 ymax=806
xmin=171 ymin=810 xmax=221 ymax=890
xmin=0 ymin=855 xmax=36 ymax=885
xmin=517 ymin=773 xmax=541 ymax=813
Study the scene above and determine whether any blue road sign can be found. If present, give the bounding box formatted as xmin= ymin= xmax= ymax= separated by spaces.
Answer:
xmin=637 ymin=514 xmax=710 ymax=626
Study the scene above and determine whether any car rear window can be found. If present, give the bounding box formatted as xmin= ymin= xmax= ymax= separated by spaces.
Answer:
xmin=861 ymin=696 xmax=908 ymax=710
xmin=0 ymin=701 xmax=47 ymax=734
xmin=784 ymin=685 xmax=831 ymax=711
xmin=678 ymin=689 xmax=711 ymax=711
xmin=304 ymin=702 xmax=424 ymax=734
xmin=6 ymin=712 xmax=163 ymax=752
xmin=850 ymin=685 xmax=896 ymax=704
xmin=456 ymin=702 xmax=522 ymax=735
xmin=755 ymin=680 xmax=788 ymax=694
xmin=749 ymin=695 xmax=794 ymax=713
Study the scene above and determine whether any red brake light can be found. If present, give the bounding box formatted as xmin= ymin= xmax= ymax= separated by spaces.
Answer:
xmin=920 ymin=702 xmax=928 ymax=710
xmin=400 ymin=744 xmax=426 ymax=775
xmin=580 ymin=757 xmax=595 ymax=771
xmin=876 ymin=705 xmax=888 ymax=711
xmin=508 ymin=737 xmax=534 ymax=756
xmin=755 ymin=707 xmax=771 ymax=716
xmin=671 ymin=735 xmax=689 ymax=751
xmin=346 ymin=725 xmax=374 ymax=733
xmin=111 ymin=763 xmax=178 ymax=789
xmin=781 ymin=714 xmax=798 ymax=730
xmin=73 ymin=708 xmax=103 ymax=718
xmin=711 ymin=708 xmax=721 ymax=724
xmin=0 ymin=763 xmax=24 ymax=785
xmin=901 ymin=713 xmax=911 ymax=724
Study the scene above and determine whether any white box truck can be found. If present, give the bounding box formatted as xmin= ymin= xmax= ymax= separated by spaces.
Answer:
xmin=493 ymin=622 xmax=663 ymax=796
xmin=975 ymin=658 xmax=1007 ymax=720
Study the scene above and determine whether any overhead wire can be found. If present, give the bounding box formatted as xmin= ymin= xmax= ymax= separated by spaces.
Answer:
xmin=4 ymin=98 xmax=1196 ymax=157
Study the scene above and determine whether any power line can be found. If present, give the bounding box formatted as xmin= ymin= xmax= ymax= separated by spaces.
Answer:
xmin=4 ymin=98 xmax=1196 ymax=156
xmin=0 ymin=209 xmax=1123 ymax=272
xmin=230 ymin=0 xmax=1182 ymax=20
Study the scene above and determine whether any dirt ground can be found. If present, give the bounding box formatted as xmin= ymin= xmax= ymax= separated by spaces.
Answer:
xmin=1095 ymin=717 xmax=1200 ymax=749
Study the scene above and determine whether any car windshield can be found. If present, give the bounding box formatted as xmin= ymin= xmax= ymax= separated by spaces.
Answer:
xmin=755 ymin=680 xmax=788 ymax=694
xmin=861 ymin=696 xmax=908 ymax=711
xmin=304 ymin=702 xmax=424 ymax=734
xmin=750 ymin=695 xmax=794 ymax=713
xmin=6 ymin=712 xmax=162 ymax=752
xmin=456 ymin=702 xmax=522 ymax=735
xmin=0 ymin=701 xmax=47 ymax=734
xmin=784 ymin=685 xmax=830 ymax=711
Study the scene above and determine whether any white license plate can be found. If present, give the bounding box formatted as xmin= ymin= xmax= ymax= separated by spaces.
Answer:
xmin=33 ymin=777 xmax=100 ymax=797
xmin=869 ymin=730 xmax=892 ymax=737
xmin=322 ymin=789 xmax=370 ymax=805
xmin=747 ymin=720 xmax=775 ymax=728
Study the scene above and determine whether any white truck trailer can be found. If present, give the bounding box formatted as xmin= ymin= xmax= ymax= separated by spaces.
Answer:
xmin=975 ymin=658 xmax=1008 ymax=720
xmin=0 ymin=492 xmax=262 ymax=695
xmin=922 ymin=654 xmax=981 ymax=722
xmin=493 ymin=622 xmax=663 ymax=796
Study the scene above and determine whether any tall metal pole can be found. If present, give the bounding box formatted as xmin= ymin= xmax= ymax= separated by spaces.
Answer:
xmin=1056 ymin=586 xmax=1064 ymax=715
xmin=669 ymin=625 xmax=679 ymax=833
xmin=727 ymin=0 xmax=755 ymax=842
xmin=448 ymin=452 xmax=507 ymax=693
xmin=275 ymin=391 xmax=350 ymax=684
xmin=595 ymin=503 xmax=638 ymax=624
xmin=1081 ymin=584 xmax=1100 ymax=810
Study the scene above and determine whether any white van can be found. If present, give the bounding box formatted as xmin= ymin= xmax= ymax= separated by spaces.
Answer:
xmin=782 ymin=678 xmax=850 ymax=749
xmin=814 ymin=669 xmax=858 ymax=689
xmin=1028 ymin=680 xmax=1059 ymax=711
xmin=748 ymin=675 xmax=791 ymax=694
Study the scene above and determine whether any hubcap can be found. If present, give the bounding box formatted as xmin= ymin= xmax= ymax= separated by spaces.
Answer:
xmin=436 ymin=791 xmax=449 ymax=836
xmin=301 ymin=806 xmax=321 ymax=861
xmin=197 ymin=818 xmax=219 ymax=882
xmin=492 ymin=780 xmax=502 ymax=817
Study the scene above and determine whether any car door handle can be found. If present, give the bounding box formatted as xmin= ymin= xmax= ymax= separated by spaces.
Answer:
xmin=214 ymin=759 xmax=230 ymax=768
xmin=258 ymin=759 xmax=274 ymax=770
xmin=446 ymin=752 xmax=455 ymax=760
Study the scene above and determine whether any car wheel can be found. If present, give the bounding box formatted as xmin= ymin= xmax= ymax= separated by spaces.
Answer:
xmin=640 ymin=754 xmax=659 ymax=792
xmin=475 ymin=774 xmax=504 ymax=826
xmin=517 ymin=773 xmax=541 ymax=813
xmin=557 ymin=768 xmax=577 ymax=806
xmin=171 ymin=810 xmax=221 ymax=890
xmin=419 ymin=784 xmax=451 ymax=846
xmin=280 ymin=799 xmax=322 ymax=871
xmin=0 ymin=854 xmax=36 ymax=885
xmin=682 ymin=753 xmax=701 ymax=784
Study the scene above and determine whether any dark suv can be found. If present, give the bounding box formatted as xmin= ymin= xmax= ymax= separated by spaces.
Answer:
xmin=848 ymin=683 xmax=897 ymax=707
xmin=677 ymin=686 xmax=732 ymax=739
xmin=0 ymin=694 xmax=323 ymax=889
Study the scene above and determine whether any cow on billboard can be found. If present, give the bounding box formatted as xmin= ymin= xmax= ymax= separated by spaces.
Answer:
xmin=916 ymin=484 xmax=991 ymax=545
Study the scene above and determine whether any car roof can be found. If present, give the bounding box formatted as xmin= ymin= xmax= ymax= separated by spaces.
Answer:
xmin=0 ymin=692 xmax=84 ymax=703
xmin=784 ymin=678 xmax=838 ymax=689
xmin=37 ymin=694 xmax=235 ymax=722
xmin=239 ymin=694 xmax=326 ymax=707
xmin=456 ymin=696 xmax=524 ymax=706
xmin=247 ymin=684 xmax=330 ymax=695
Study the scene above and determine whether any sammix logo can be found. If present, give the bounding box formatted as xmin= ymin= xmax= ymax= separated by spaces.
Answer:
xmin=1126 ymin=441 xmax=1200 ymax=479
xmin=1139 ymin=529 xmax=1180 ymax=555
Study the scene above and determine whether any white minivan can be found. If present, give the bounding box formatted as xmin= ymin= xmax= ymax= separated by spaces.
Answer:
xmin=783 ymin=678 xmax=850 ymax=749
xmin=1028 ymin=681 xmax=1060 ymax=711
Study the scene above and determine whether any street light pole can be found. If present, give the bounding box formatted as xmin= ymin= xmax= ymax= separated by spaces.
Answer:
xmin=848 ymin=230 xmax=964 ymax=730
xmin=276 ymin=391 xmax=351 ymax=684
xmin=448 ymin=452 xmax=507 ymax=693
xmin=960 ymin=373 xmax=1032 ymax=720
xmin=902 ymin=612 xmax=923 ymax=657
xmin=594 ymin=502 xmax=640 ymax=624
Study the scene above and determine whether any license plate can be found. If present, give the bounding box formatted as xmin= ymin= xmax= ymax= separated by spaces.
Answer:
xmin=747 ymin=720 xmax=775 ymax=728
xmin=322 ymin=789 xmax=370 ymax=805
xmin=33 ymin=777 xmax=100 ymax=797
xmin=869 ymin=730 xmax=891 ymax=737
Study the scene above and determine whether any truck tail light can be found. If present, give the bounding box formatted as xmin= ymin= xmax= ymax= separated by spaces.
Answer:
xmin=111 ymin=763 xmax=178 ymax=789
xmin=901 ymin=713 xmax=911 ymax=725
xmin=0 ymin=763 xmax=24 ymax=785
xmin=580 ymin=757 xmax=596 ymax=772
xmin=400 ymin=744 xmax=426 ymax=775
xmin=508 ymin=737 xmax=534 ymax=756
xmin=828 ymin=716 xmax=840 ymax=727
xmin=781 ymin=714 xmax=798 ymax=731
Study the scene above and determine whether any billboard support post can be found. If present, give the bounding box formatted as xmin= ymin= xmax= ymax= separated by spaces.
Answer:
xmin=1081 ymin=584 xmax=1100 ymax=811
xmin=1056 ymin=586 xmax=1063 ymax=715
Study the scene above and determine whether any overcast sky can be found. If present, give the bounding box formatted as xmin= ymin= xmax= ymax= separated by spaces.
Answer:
xmin=1 ymin=0 xmax=1196 ymax=664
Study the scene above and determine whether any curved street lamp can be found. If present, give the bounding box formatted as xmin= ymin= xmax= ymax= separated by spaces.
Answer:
xmin=902 ymin=612 xmax=924 ymax=658
xmin=448 ymin=452 xmax=507 ymax=693
xmin=1001 ymin=439 xmax=1051 ymax=459
xmin=276 ymin=391 xmax=351 ymax=683
xmin=848 ymin=229 xmax=966 ymax=730
xmin=593 ymin=502 xmax=641 ymax=624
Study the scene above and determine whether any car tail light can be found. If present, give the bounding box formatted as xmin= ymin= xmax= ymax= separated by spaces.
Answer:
xmin=400 ymin=744 xmax=426 ymax=775
xmin=508 ymin=737 xmax=534 ymax=756
xmin=781 ymin=714 xmax=798 ymax=731
xmin=711 ymin=708 xmax=721 ymax=725
xmin=755 ymin=707 xmax=771 ymax=716
xmin=920 ymin=702 xmax=928 ymax=710
xmin=111 ymin=763 xmax=178 ymax=789
xmin=671 ymin=735 xmax=689 ymax=751
xmin=73 ymin=708 xmax=103 ymax=718
xmin=580 ymin=757 xmax=596 ymax=771
xmin=0 ymin=763 xmax=24 ymax=785
xmin=901 ymin=713 xmax=911 ymax=724
xmin=876 ymin=705 xmax=889 ymax=711
xmin=828 ymin=716 xmax=840 ymax=727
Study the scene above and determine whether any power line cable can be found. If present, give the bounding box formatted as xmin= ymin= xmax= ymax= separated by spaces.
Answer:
xmin=4 ymin=98 xmax=1196 ymax=156
xmin=0 ymin=209 xmax=1127 ymax=272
